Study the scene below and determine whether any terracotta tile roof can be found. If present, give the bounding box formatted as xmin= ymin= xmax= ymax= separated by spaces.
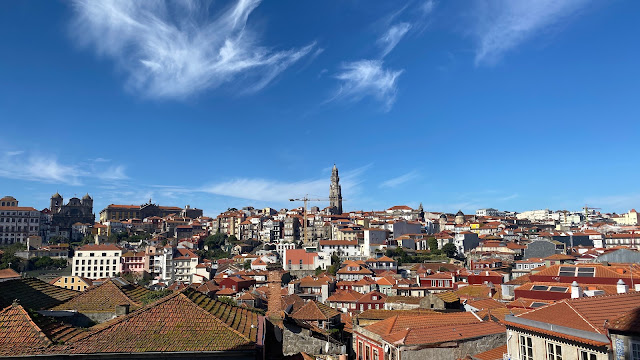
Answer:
xmin=184 ymin=288 xmax=262 ymax=341
xmin=0 ymin=278 xmax=78 ymax=310
xmin=0 ymin=302 xmax=52 ymax=356
xmin=282 ymin=294 xmax=305 ymax=314
xmin=606 ymin=306 xmax=640 ymax=335
xmin=49 ymin=279 xmax=149 ymax=313
xmin=476 ymin=307 xmax=528 ymax=323
xmin=384 ymin=296 xmax=422 ymax=305
xmin=435 ymin=291 xmax=460 ymax=303
xmin=471 ymin=344 xmax=508 ymax=360
xmin=387 ymin=321 xmax=505 ymax=346
xmin=454 ymin=285 xmax=500 ymax=300
xmin=326 ymin=289 xmax=362 ymax=302
xmin=466 ymin=298 xmax=505 ymax=311
xmin=507 ymin=298 xmax=554 ymax=309
xmin=510 ymin=291 xmax=640 ymax=336
xmin=291 ymin=301 xmax=340 ymax=321
xmin=65 ymin=292 xmax=255 ymax=354
xmin=365 ymin=312 xmax=480 ymax=336
xmin=0 ymin=268 xmax=20 ymax=280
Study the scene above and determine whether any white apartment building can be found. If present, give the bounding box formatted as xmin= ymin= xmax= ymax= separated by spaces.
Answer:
xmin=173 ymin=248 xmax=199 ymax=283
xmin=72 ymin=244 xmax=122 ymax=279
xmin=475 ymin=208 xmax=505 ymax=217
xmin=363 ymin=228 xmax=387 ymax=257
xmin=516 ymin=209 xmax=552 ymax=222
xmin=0 ymin=196 xmax=40 ymax=245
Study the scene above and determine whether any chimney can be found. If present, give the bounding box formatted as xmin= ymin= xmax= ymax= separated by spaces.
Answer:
xmin=266 ymin=270 xmax=283 ymax=320
xmin=571 ymin=281 xmax=583 ymax=299
xmin=115 ymin=304 xmax=130 ymax=316
xmin=617 ymin=279 xmax=628 ymax=294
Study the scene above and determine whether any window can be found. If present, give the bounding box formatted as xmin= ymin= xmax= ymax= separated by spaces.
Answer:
xmin=373 ymin=349 xmax=378 ymax=360
xmin=580 ymin=350 xmax=597 ymax=360
xmin=632 ymin=342 xmax=640 ymax=360
xmin=358 ymin=342 xmax=363 ymax=360
xmin=547 ymin=342 xmax=562 ymax=360
xmin=520 ymin=335 xmax=533 ymax=360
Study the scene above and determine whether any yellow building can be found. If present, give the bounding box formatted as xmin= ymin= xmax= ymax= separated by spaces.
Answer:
xmin=470 ymin=222 xmax=480 ymax=234
xmin=50 ymin=275 xmax=93 ymax=291
xmin=612 ymin=209 xmax=639 ymax=226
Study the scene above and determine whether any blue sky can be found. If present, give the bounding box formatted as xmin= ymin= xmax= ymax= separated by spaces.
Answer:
xmin=1 ymin=0 xmax=639 ymax=217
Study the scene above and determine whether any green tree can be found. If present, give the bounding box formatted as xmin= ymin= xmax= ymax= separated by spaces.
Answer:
xmin=49 ymin=235 xmax=67 ymax=244
xmin=327 ymin=253 xmax=341 ymax=276
xmin=315 ymin=266 xmax=323 ymax=276
xmin=442 ymin=243 xmax=457 ymax=258
xmin=217 ymin=296 xmax=237 ymax=306
xmin=243 ymin=260 xmax=252 ymax=270
xmin=428 ymin=238 xmax=438 ymax=252
xmin=140 ymin=289 xmax=172 ymax=305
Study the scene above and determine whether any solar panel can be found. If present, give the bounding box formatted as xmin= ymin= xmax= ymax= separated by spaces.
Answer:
xmin=558 ymin=271 xmax=575 ymax=277
xmin=549 ymin=286 xmax=568 ymax=292
xmin=532 ymin=285 xmax=548 ymax=291
xmin=576 ymin=272 xmax=595 ymax=277
xmin=559 ymin=266 xmax=574 ymax=272
xmin=577 ymin=267 xmax=595 ymax=272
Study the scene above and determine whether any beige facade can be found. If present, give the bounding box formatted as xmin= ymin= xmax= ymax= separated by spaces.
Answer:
xmin=51 ymin=275 xmax=93 ymax=291
xmin=506 ymin=327 xmax=607 ymax=360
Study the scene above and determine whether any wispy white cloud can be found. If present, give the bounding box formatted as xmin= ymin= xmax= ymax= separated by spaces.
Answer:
xmin=380 ymin=171 xmax=419 ymax=188
xmin=5 ymin=150 xmax=24 ymax=156
xmin=378 ymin=22 xmax=411 ymax=57
xmin=420 ymin=0 xmax=436 ymax=16
xmin=70 ymin=0 xmax=315 ymax=98
xmin=0 ymin=152 xmax=127 ymax=186
xmin=199 ymin=165 xmax=370 ymax=203
xmin=332 ymin=60 xmax=403 ymax=111
xmin=472 ymin=0 xmax=591 ymax=65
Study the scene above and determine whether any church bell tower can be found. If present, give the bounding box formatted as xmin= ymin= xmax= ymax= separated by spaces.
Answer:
xmin=329 ymin=164 xmax=343 ymax=215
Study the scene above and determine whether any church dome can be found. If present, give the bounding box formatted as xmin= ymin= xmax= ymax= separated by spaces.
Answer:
xmin=82 ymin=193 xmax=92 ymax=200
xmin=456 ymin=210 xmax=464 ymax=217
xmin=52 ymin=192 xmax=62 ymax=199
xmin=439 ymin=213 xmax=447 ymax=219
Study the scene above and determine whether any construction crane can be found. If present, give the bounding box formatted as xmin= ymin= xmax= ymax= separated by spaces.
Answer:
xmin=583 ymin=205 xmax=601 ymax=218
xmin=289 ymin=195 xmax=330 ymax=245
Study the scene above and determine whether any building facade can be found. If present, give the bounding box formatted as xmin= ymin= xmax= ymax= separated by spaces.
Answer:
xmin=0 ymin=196 xmax=40 ymax=245
xmin=71 ymin=244 xmax=122 ymax=279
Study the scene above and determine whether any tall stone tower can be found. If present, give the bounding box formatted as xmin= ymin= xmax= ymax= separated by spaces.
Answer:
xmin=329 ymin=164 xmax=343 ymax=215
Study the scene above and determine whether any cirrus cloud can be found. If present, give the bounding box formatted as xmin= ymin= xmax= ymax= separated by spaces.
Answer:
xmin=70 ymin=0 xmax=316 ymax=98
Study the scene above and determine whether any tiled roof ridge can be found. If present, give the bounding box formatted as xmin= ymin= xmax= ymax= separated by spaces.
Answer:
xmin=2 ymin=302 xmax=53 ymax=346
xmin=82 ymin=291 xmax=253 ymax=344
xmin=184 ymin=288 xmax=265 ymax=315
xmin=563 ymin=300 xmax=605 ymax=334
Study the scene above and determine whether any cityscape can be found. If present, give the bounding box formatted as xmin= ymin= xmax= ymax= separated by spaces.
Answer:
xmin=2 ymin=1 xmax=640 ymax=360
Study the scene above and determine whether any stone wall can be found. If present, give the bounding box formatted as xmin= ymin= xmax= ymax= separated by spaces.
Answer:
xmin=402 ymin=333 xmax=506 ymax=360
xmin=282 ymin=323 xmax=346 ymax=356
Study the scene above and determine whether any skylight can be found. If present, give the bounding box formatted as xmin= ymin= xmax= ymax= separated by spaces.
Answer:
xmin=530 ymin=302 xmax=548 ymax=308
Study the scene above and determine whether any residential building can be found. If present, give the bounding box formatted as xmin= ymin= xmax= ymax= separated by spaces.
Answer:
xmin=283 ymin=249 xmax=331 ymax=272
xmin=505 ymin=292 xmax=640 ymax=360
xmin=49 ymin=276 xmax=93 ymax=291
xmin=0 ymin=196 xmax=40 ymax=245
xmin=99 ymin=200 xmax=186 ymax=222
xmin=353 ymin=312 xmax=505 ymax=360
xmin=71 ymin=244 xmax=122 ymax=279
